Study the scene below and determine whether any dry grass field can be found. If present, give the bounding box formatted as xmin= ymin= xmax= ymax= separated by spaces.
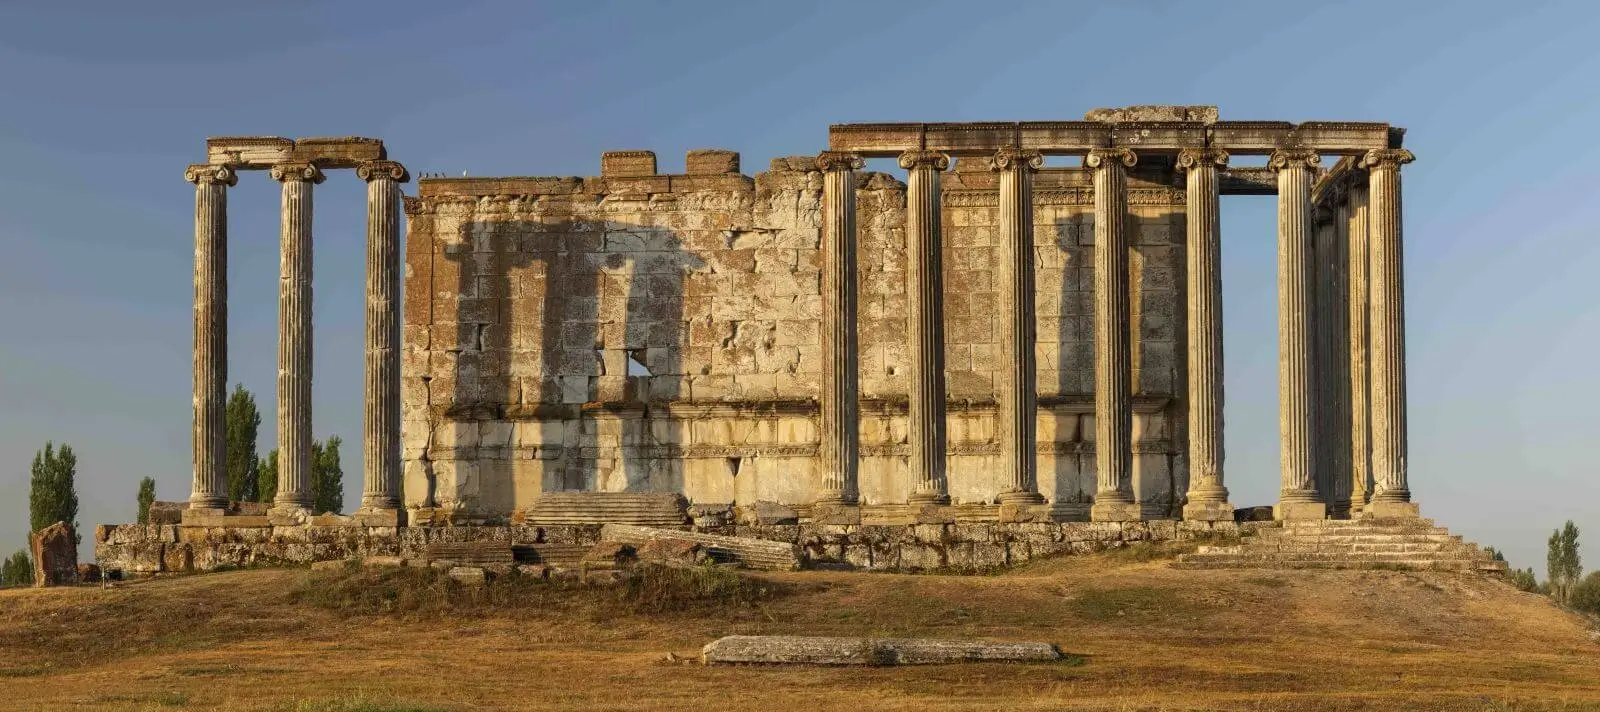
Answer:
xmin=1 ymin=544 xmax=1597 ymax=712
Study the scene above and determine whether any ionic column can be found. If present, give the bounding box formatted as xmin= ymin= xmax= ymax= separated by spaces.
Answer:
xmin=1361 ymin=148 xmax=1418 ymax=517
xmin=992 ymin=148 xmax=1046 ymax=506
xmin=899 ymin=150 xmax=951 ymax=506
xmin=1176 ymin=148 xmax=1232 ymax=521
xmin=357 ymin=160 xmax=409 ymax=522
xmin=816 ymin=151 xmax=864 ymax=507
xmin=1269 ymin=148 xmax=1325 ymax=520
xmin=270 ymin=162 xmax=325 ymax=517
xmin=1329 ymin=188 xmax=1354 ymax=517
xmin=1346 ymin=182 xmax=1373 ymax=514
xmin=186 ymin=164 xmax=237 ymax=511
xmin=1087 ymin=148 xmax=1141 ymax=522
xmin=1312 ymin=207 xmax=1336 ymax=511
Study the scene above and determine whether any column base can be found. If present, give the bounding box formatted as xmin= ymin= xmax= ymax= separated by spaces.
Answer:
xmin=1090 ymin=500 xmax=1142 ymax=522
xmin=353 ymin=507 xmax=405 ymax=527
xmin=1181 ymin=500 xmax=1235 ymax=522
xmin=180 ymin=507 xmax=227 ymax=526
xmin=1358 ymin=500 xmax=1420 ymax=519
xmin=267 ymin=504 xmax=311 ymax=527
xmin=810 ymin=503 xmax=862 ymax=525
xmin=997 ymin=490 xmax=1046 ymax=506
xmin=1274 ymin=500 xmax=1327 ymax=521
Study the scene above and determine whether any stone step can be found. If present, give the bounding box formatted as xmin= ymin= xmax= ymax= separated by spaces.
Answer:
xmin=1280 ymin=517 xmax=1436 ymax=529
xmin=600 ymin=523 xmax=802 ymax=571
xmin=1180 ymin=551 xmax=1491 ymax=565
xmin=1260 ymin=527 xmax=1454 ymax=538
xmin=523 ymin=492 xmax=689 ymax=526
xmin=513 ymin=544 xmax=589 ymax=569
xmin=424 ymin=541 xmax=515 ymax=566
xmin=1170 ymin=559 xmax=1489 ymax=571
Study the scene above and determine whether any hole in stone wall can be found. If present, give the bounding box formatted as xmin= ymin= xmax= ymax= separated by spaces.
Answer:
xmin=726 ymin=457 xmax=742 ymax=478
xmin=626 ymin=349 xmax=652 ymax=377
xmin=595 ymin=348 xmax=607 ymax=376
xmin=473 ymin=323 xmax=488 ymax=351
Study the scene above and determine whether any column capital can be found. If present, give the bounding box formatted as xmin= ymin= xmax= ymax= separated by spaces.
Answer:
xmin=185 ymin=164 xmax=237 ymax=187
xmin=815 ymin=151 xmax=864 ymax=172
xmin=1267 ymin=148 xmax=1320 ymax=171
xmin=1085 ymin=147 xmax=1137 ymax=170
xmin=989 ymin=147 xmax=1043 ymax=172
xmin=1176 ymin=147 xmax=1229 ymax=172
xmin=1359 ymin=148 xmax=1416 ymax=170
xmin=357 ymin=160 xmax=410 ymax=183
xmin=897 ymin=150 xmax=950 ymax=171
xmin=270 ymin=162 xmax=327 ymax=184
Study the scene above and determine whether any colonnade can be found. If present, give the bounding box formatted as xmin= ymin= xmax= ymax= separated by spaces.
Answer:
xmin=184 ymin=158 xmax=408 ymax=524
xmin=812 ymin=145 xmax=1417 ymax=521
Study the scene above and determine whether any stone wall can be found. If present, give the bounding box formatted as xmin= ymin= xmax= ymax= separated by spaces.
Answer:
xmin=401 ymin=152 xmax=1188 ymax=522
xmin=94 ymin=520 xmax=1243 ymax=575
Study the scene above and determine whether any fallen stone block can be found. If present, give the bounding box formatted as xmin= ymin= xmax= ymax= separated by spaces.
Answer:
xmin=362 ymin=556 xmax=405 ymax=568
xmin=448 ymin=566 xmax=487 ymax=586
xmin=636 ymin=539 xmax=707 ymax=567
xmin=30 ymin=522 xmax=79 ymax=587
xmin=701 ymin=635 xmax=1062 ymax=666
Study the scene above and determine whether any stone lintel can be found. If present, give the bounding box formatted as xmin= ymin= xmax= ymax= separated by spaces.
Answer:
xmin=830 ymin=120 xmax=1394 ymax=157
xmin=1219 ymin=167 xmax=1279 ymax=195
xmin=206 ymin=136 xmax=386 ymax=170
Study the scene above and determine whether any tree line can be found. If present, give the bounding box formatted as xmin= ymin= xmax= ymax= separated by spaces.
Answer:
xmin=0 ymin=384 xmax=344 ymax=586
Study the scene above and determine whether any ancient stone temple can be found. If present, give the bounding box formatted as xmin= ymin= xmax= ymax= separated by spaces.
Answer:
xmin=180 ymin=105 xmax=1423 ymax=526
xmin=100 ymin=106 xmax=1465 ymax=576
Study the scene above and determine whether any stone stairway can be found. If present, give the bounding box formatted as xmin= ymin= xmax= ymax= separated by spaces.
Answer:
xmin=1173 ymin=518 xmax=1508 ymax=573
xmin=600 ymin=523 xmax=802 ymax=571
xmin=513 ymin=544 xmax=590 ymax=571
xmin=522 ymin=492 xmax=689 ymax=526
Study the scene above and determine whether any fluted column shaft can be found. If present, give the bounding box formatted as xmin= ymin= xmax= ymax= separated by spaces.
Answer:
xmin=1329 ymin=192 xmax=1354 ymax=516
xmin=271 ymin=162 xmax=324 ymax=512
xmin=1313 ymin=211 xmax=1335 ymax=508
xmin=1362 ymin=149 xmax=1416 ymax=511
xmin=816 ymin=152 xmax=863 ymax=506
xmin=1088 ymin=148 xmax=1139 ymax=522
xmin=358 ymin=161 xmax=408 ymax=514
xmin=187 ymin=164 xmax=236 ymax=509
xmin=1271 ymin=148 xmax=1323 ymax=519
xmin=1346 ymin=183 xmax=1373 ymax=513
xmin=993 ymin=148 xmax=1045 ymax=505
xmin=1177 ymin=149 xmax=1231 ymax=520
xmin=900 ymin=150 xmax=950 ymax=505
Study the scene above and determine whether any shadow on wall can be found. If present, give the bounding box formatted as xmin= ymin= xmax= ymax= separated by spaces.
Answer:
xmin=419 ymin=217 xmax=703 ymax=520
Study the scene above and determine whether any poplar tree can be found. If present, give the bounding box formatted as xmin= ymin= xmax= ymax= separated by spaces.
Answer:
xmin=1547 ymin=521 xmax=1582 ymax=603
xmin=136 ymin=477 xmax=156 ymax=524
xmin=28 ymin=441 xmax=79 ymax=544
xmin=225 ymin=385 xmax=262 ymax=503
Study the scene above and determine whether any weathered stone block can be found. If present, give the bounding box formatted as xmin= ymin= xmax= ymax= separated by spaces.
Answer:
xmin=601 ymin=151 xmax=656 ymax=177
xmin=30 ymin=522 xmax=78 ymax=586
xmin=686 ymin=149 xmax=739 ymax=175
xmin=702 ymin=635 xmax=1061 ymax=666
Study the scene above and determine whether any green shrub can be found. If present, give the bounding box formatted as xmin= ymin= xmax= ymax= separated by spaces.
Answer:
xmin=1570 ymin=571 xmax=1600 ymax=615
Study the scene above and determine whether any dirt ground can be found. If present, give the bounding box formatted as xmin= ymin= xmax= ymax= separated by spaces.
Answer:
xmin=1 ymin=548 xmax=1597 ymax=712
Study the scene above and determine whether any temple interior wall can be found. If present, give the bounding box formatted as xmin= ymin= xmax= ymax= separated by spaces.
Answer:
xmin=401 ymin=155 xmax=1189 ymax=521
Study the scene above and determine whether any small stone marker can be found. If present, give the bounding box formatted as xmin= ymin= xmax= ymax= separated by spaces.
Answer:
xmin=700 ymin=635 xmax=1062 ymax=666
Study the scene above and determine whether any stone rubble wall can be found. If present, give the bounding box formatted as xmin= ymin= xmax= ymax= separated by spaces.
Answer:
xmin=94 ymin=520 xmax=1242 ymax=576
xmin=402 ymin=153 xmax=1188 ymax=521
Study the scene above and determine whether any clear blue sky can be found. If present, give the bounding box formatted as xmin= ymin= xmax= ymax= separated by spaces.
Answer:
xmin=1 ymin=1 xmax=1594 ymax=572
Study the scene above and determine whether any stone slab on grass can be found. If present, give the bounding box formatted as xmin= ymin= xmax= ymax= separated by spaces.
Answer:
xmin=701 ymin=635 xmax=1061 ymax=666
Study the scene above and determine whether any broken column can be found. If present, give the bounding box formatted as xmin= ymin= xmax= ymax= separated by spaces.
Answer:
xmin=992 ymin=148 xmax=1046 ymax=507
xmin=1270 ymin=148 xmax=1325 ymax=521
xmin=815 ymin=151 xmax=864 ymax=510
xmin=1361 ymin=148 xmax=1418 ymax=517
xmin=357 ymin=160 xmax=408 ymax=524
xmin=185 ymin=164 xmax=236 ymax=511
xmin=1176 ymin=148 xmax=1232 ymax=521
xmin=1087 ymin=148 xmax=1140 ymax=522
xmin=899 ymin=150 xmax=951 ymax=507
xmin=269 ymin=162 xmax=324 ymax=520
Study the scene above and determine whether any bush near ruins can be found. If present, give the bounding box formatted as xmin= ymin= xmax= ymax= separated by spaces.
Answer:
xmin=1547 ymin=521 xmax=1582 ymax=604
xmin=1487 ymin=547 xmax=1541 ymax=593
xmin=0 ymin=549 xmax=32 ymax=586
xmin=257 ymin=449 xmax=279 ymax=504
xmin=255 ymin=437 xmax=344 ymax=512
xmin=28 ymin=441 xmax=78 ymax=545
xmin=1571 ymin=571 xmax=1600 ymax=616
xmin=136 ymin=477 xmax=156 ymax=525
xmin=225 ymin=384 xmax=262 ymax=503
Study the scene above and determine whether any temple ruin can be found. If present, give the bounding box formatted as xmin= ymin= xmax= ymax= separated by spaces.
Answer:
xmin=98 ymin=106 xmax=1471 ymax=574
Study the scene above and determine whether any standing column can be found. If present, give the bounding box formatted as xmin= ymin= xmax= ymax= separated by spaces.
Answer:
xmin=1087 ymin=148 xmax=1141 ymax=522
xmin=992 ymin=148 xmax=1046 ymax=507
xmin=1329 ymin=187 xmax=1354 ymax=517
xmin=815 ymin=151 xmax=864 ymax=509
xmin=899 ymin=150 xmax=951 ymax=507
xmin=269 ymin=162 xmax=324 ymax=519
xmin=1312 ymin=207 xmax=1336 ymax=510
xmin=1176 ymin=148 xmax=1233 ymax=521
xmin=1361 ymin=148 xmax=1418 ymax=517
xmin=1346 ymin=182 xmax=1373 ymax=514
xmin=356 ymin=160 xmax=409 ymax=524
xmin=1270 ymin=148 xmax=1325 ymax=520
xmin=186 ymin=164 xmax=237 ymax=511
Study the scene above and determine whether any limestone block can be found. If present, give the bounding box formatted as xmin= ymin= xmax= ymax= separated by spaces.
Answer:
xmin=29 ymin=522 xmax=78 ymax=586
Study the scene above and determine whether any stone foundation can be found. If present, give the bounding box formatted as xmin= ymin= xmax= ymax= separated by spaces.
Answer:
xmin=94 ymin=519 xmax=1245 ymax=576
